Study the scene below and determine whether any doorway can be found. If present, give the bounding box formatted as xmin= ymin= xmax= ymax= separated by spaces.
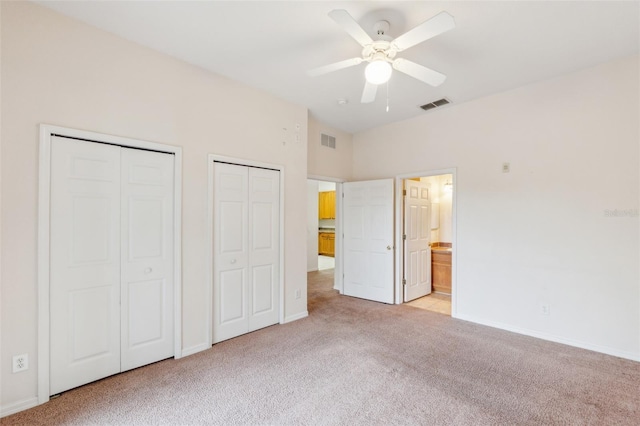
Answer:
xmin=397 ymin=171 xmax=455 ymax=316
xmin=306 ymin=177 xmax=346 ymax=299
xmin=307 ymin=180 xmax=336 ymax=271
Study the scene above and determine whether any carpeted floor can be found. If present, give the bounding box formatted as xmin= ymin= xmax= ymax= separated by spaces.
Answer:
xmin=3 ymin=269 xmax=639 ymax=425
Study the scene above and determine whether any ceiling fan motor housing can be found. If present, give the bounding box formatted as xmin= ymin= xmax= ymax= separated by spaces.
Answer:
xmin=373 ymin=20 xmax=391 ymax=38
xmin=362 ymin=41 xmax=397 ymax=63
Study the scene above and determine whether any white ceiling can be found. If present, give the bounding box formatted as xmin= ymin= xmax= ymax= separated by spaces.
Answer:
xmin=37 ymin=1 xmax=639 ymax=134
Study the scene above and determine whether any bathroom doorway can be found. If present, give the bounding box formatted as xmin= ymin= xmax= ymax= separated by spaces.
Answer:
xmin=398 ymin=172 xmax=455 ymax=316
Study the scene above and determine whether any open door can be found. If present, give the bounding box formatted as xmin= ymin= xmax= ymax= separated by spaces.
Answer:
xmin=343 ymin=179 xmax=394 ymax=304
xmin=403 ymin=179 xmax=432 ymax=302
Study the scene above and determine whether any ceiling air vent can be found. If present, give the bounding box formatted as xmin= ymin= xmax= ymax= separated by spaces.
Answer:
xmin=420 ymin=98 xmax=450 ymax=111
xmin=321 ymin=133 xmax=336 ymax=149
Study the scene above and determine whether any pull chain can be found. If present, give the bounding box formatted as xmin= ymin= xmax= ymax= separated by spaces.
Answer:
xmin=386 ymin=81 xmax=390 ymax=112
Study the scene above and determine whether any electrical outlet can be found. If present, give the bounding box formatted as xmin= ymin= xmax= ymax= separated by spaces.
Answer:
xmin=295 ymin=289 xmax=301 ymax=299
xmin=541 ymin=304 xmax=550 ymax=316
xmin=12 ymin=354 xmax=28 ymax=373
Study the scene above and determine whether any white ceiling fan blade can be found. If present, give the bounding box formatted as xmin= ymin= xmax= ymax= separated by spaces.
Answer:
xmin=307 ymin=57 xmax=363 ymax=77
xmin=361 ymin=81 xmax=377 ymax=103
xmin=392 ymin=11 xmax=455 ymax=52
xmin=393 ymin=58 xmax=446 ymax=86
xmin=328 ymin=9 xmax=374 ymax=47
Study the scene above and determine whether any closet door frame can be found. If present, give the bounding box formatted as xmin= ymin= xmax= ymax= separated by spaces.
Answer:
xmin=37 ymin=124 xmax=183 ymax=405
xmin=206 ymin=154 xmax=285 ymax=346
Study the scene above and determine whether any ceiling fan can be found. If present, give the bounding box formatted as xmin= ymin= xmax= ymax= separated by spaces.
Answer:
xmin=308 ymin=10 xmax=455 ymax=103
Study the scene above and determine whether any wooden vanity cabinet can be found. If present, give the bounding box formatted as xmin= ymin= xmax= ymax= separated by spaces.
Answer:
xmin=431 ymin=250 xmax=452 ymax=294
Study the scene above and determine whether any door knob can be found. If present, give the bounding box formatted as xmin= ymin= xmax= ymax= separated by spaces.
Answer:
xmin=387 ymin=245 xmax=392 ymax=250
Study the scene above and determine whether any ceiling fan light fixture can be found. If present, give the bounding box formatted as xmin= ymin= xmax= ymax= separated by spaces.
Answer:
xmin=365 ymin=60 xmax=392 ymax=85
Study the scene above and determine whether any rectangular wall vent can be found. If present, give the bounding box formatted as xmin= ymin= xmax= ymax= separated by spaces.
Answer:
xmin=321 ymin=133 xmax=336 ymax=149
xmin=420 ymin=98 xmax=450 ymax=111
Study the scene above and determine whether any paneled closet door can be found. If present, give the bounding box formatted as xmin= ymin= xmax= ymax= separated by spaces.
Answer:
xmin=50 ymin=137 xmax=175 ymax=395
xmin=120 ymin=148 xmax=175 ymax=372
xmin=247 ymin=167 xmax=280 ymax=332
xmin=50 ymin=137 xmax=122 ymax=395
xmin=213 ymin=163 xmax=250 ymax=343
xmin=212 ymin=162 xmax=280 ymax=343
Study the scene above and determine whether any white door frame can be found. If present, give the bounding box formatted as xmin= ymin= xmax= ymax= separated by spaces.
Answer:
xmin=394 ymin=168 xmax=457 ymax=315
xmin=207 ymin=155 xmax=285 ymax=346
xmin=308 ymin=175 xmax=344 ymax=293
xmin=38 ymin=124 xmax=183 ymax=404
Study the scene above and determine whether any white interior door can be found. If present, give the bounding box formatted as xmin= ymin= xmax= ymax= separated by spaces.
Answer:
xmin=50 ymin=136 xmax=175 ymax=395
xmin=343 ymin=179 xmax=394 ymax=304
xmin=403 ymin=180 xmax=432 ymax=302
xmin=50 ymin=137 xmax=121 ymax=394
xmin=213 ymin=162 xmax=280 ymax=343
xmin=247 ymin=167 xmax=280 ymax=331
xmin=120 ymin=148 xmax=174 ymax=371
xmin=213 ymin=163 xmax=249 ymax=343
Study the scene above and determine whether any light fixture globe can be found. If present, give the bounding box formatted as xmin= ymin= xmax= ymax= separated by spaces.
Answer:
xmin=365 ymin=59 xmax=392 ymax=85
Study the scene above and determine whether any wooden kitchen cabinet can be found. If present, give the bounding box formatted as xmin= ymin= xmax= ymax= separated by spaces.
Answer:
xmin=318 ymin=232 xmax=335 ymax=257
xmin=318 ymin=191 xmax=336 ymax=219
xmin=431 ymin=250 xmax=452 ymax=294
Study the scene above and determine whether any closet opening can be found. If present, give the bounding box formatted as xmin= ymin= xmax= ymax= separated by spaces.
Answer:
xmin=38 ymin=125 xmax=183 ymax=404
xmin=207 ymin=155 xmax=285 ymax=346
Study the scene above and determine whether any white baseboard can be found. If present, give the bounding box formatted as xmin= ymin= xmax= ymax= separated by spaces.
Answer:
xmin=454 ymin=313 xmax=640 ymax=362
xmin=181 ymin=342 xmax=210 ymax=358
xmin=1 ymin=396 xmax=39 ymax=418
xmin=283 ymin=311 xmax=309 ymax=323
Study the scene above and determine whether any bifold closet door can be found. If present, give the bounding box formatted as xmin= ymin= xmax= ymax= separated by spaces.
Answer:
xmin=120 ymin=147 xmax=174 ymax=372
xmin=213 ymin=162 xmax=280 ymax=343
xmin=50 ymin=137 xmax=122 ymax=395
xmin=50 ymin=136 xmax=174 ymax=395
xmin=246 ymin=167 xmax=280 ymax=332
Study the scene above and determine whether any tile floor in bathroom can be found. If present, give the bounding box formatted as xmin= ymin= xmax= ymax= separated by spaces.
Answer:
xmin=406 ymin=292 xmax=451 ymax=315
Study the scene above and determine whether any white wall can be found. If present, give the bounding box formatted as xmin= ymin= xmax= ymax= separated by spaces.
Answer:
xmin=0 ymin=1 xmax=308 ymax=412
xmin=437 ymin=175 xmax=453 ymax=243
xmin=307 ymin=180 xmax=319 ymax=272
xmin=419 ymin=174 xmax=453 ymax=243
xmin=308 ymin=114 xmax=353 ymax=180
xmin=318 ymin=181 xmax=336 ymax=191
xmin=353 ymin=56 xmax=640 ymax=360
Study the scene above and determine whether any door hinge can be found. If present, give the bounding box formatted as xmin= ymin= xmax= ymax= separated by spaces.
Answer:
xmin=403 ymin=189 xmax=406 ymax=196
xmin=402 ymin=234 xmax=406 ymax=240
xmin=402 ymin=279 xmax=406 ymax=285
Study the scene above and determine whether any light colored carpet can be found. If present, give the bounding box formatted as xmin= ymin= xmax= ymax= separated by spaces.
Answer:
xmin=3 ymin=269 xmax=639 ymax=425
